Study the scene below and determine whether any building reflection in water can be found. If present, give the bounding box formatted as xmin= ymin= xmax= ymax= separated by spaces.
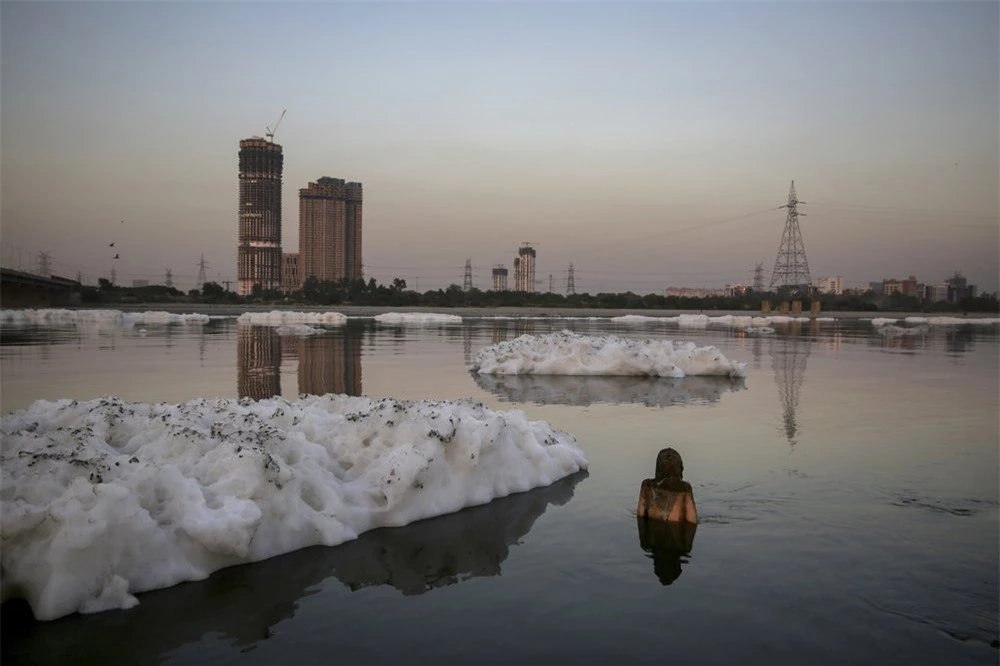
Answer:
xmin=237 ymin=325 xmax=282 ymax=400
xmin=237 ymin=325 xmax=363 ymax=399
xmin=771 ymin=330 xmax=810 ymax=446
xmin=297 ymin=332 xmax=362 ymax=396
xmin=637 ymin=518 xmax=697 ymax=586
xmin=0 ymin=472 xmax=587 ymax=660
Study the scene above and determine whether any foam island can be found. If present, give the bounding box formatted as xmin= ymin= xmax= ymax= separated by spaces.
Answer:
xmin=236 ymin=311 xmax=347 ymax=326
xmin=0 ymin=309 xmax=209 ymax=326
xmin=470 ymin=331 xmax=747 ymax=378
xmin=0 ymin=394 xmax=587 ymax=620
xmin=374 ymin=312 xmax=462 ymax=324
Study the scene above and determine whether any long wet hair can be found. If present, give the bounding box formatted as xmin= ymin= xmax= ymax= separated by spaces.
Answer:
xmin=652 ymin=447 xmax=687 ymax=492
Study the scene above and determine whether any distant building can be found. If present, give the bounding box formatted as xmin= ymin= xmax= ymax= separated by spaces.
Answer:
xmin=237 ymin=138 xmax=284 ymax=296
xmin=664 ymin=287 xmax=727 ymax=298
xmin=299 ymin=177 xmax=363 ymax=285
xmin=281 ymin=252 xmax=299 ymax=293
xmin=816 ymin=276 xmax=843 ymax=295
xmin=723 ymin=284 xmax=750 ymax=297
xmin=925 ymin=283 xmax=949 ymax=302
xmin=945 ymin=272 xmax=976 ymax=302
xmin=513 ymin=244 xmax=536 ymax=292
xmin=900 ymin=275 xmax=919 ymax=297
xmin=491 ymin=265 xmax=509 ymax=291
xmin=132 ymin=279 xmax=149 ymax=288
xmin=882 ymin=279 xmax=902 ymax=296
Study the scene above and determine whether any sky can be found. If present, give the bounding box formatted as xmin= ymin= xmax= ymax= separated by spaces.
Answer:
xmin=1 ymin=1 xmax=997 ymax=294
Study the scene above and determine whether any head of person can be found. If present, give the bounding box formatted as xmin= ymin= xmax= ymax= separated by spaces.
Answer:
xmin=654 ymin=447 xmax=684 ymax=483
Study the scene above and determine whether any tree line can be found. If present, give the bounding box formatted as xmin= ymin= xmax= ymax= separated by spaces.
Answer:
xmin=82 ymin=276 xmax=999 ymax=313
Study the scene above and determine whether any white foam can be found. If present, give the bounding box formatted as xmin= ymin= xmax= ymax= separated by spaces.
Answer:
xmin=871 ymin=318 xmax=899 ymax=327
xmin=0 ymin=394 xmax=586 ymax=620
xmin=610 ymin=315 xmax=666 ymax=323
xmin=374 ymin=312 xmax=462 ymax=324
xmin=0 ymin=309 xmax=209 ymax=327
xmin=744 ymin=326 xmax=775 ymax=335
xmin=470 ymin=331 xmax=747 ymax=378
xmin=236 ymin=311 xmax=347 ymax=326
xmin=610 ymin=314 xmax=828 ymax=328
xmin=275 ymin=324 xmax=324 ymax=336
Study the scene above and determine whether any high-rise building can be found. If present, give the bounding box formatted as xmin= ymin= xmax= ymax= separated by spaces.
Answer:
xmin=513 ymin=244 xmax=536 ymax=292
xmin=237 ymin=138 xmax=283 ymax=296
xmin=491 ymin=265 xmax=508 ymax=291
xmin=299 ymin=177 xmax=363 ymax=285
xmin=281 ymin=252 xmax=299 ymax=293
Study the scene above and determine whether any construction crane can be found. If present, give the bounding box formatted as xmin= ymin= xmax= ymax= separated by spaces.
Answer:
xmin=265 ymin=109 xmax=286 ymax=143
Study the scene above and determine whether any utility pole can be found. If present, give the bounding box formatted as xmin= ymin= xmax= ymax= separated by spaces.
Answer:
xmin=753 ymin=262 xmax=764 ymax=292
xmin=37 ymin=251 xmax=52 ymax=276
xmin=463 ymin=258 xmax=473 ymax=292
xmin=769 ymin=181 xmax=812 ymax=293
xmin=196 ymin=255 xmax=208 ymax=290
xmin=566 ymin=262 xmax=576 ymax=295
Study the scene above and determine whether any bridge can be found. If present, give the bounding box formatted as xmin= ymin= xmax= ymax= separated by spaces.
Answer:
xmin=1 ymin=268 xmax=82 ymax=308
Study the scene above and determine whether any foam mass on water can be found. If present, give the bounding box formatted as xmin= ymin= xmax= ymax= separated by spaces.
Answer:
xmin=374 ymin=312 xmax=463 ymax=324
xmin=0 ymin=309 xmax=209 ymax=327
xmin=236 ymin=311 xmax=347 ymax=326
xmin=470 ymin=331 xmax=747 ymax=377
xmin=0 ymin=394 xmax=587 ymax=621
xmin=610 ymin=314 xmax=818 ymax=327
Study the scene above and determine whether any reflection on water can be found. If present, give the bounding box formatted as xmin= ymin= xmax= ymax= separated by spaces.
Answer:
xmin=237 ymin=325 xmax=281 ymax=400
xmin=237 ymin=325 xmax=363 ymax=399
xmin=772 ymin=334 xmax=809 ymax=446
xmin=296 ymin=334 xmax=362 ymax=396
xmin=473 ymin=373 xmax=746 ymax=408
xmin=0 ymin=471 xmax=586 ymax=664
xmin=637 ymin=518 xmax=697 ymax=586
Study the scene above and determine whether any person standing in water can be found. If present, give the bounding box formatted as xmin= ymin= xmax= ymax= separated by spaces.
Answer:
xmin=636 ymin=447 xmax=699 ymax=524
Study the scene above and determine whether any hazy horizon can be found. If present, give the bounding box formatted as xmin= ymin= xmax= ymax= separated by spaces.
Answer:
xmin=2 ymin=1 xmax=997 ymax=294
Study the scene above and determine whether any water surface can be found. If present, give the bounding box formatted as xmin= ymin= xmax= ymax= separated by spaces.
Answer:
xmin=2 ymin=315 xmax=997 ymax=665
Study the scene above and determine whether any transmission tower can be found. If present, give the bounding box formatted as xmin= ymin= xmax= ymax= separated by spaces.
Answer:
xmin=548 ymin=274 xmax=554 ymax=293
xmin=196 ymin=255 xmax=208 ymax=290
xmin=165 ymin=269 xmax=174 ymax=289
xmin=768 ymin=181 xmax=811 ymax=293
xmin=36 ymin=252 xmax=52 ymax=276
xmin=753 ymin=262 xmax=764 ymax=292
xmin=566 ymin=262 xmax=576 ymax=295
xmin=463 ymin=258 xmax=473 ymax=291
xmin=76 ymin=271 xmax=83 ymax=285
xmin=110 ymin=266 xmax=117 ymax=286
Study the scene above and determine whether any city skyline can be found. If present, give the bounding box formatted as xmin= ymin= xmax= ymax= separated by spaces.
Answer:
xmin=1 ymin=2 xmax=997 ymax=293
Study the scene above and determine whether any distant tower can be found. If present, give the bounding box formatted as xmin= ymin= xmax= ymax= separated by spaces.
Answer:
xmin=566 ymin=262 xmax=576 ymax=295
xmin=165 ymin=269 xmax=174 ymax=289
xmin=110 ymin=266 xmax=117 ymax=286
xmin=753 ymin=262 xmax=764 ymax=292
xmin=463 ymin=258 xmax=473 ymax=291
xmin=514 ymin=243 xmax=536 ymax=292
xmin=238 ymin=137 xmax=284 ymax=296
xmin=548 ymin=274 xmax=554 ymax=293
xmin=768 ymin=181 xmax=811 ymax=293
xmin=76 ymin=271 xmax=83 ymax=285
xmin=492 ymin=265 xmax=508 ymax=291
xmin=196 ymin=254 xmax=208 ymax=290
xmin=36 ymin=251 xmax=52 ymax=276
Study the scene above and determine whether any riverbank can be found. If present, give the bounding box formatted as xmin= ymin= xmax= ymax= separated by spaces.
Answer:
xmin=12 ymin=303 xmax=998 ymax=321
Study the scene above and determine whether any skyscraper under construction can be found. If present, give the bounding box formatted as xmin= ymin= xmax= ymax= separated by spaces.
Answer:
xmin=237 ymin=138 xmax=284 ymax=296
xmin=299 ymin=177 xmax=363 ymax=285
xmin=513 ymin=243 xmax=536 ymax=292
